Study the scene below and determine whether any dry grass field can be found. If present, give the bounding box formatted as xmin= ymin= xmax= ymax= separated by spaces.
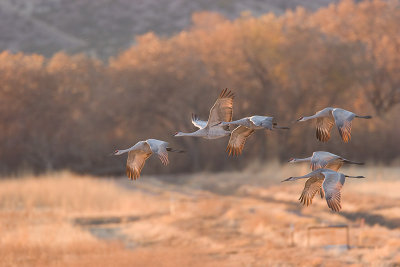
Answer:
xmin=1 ymin=163 xmax=400 ymax=266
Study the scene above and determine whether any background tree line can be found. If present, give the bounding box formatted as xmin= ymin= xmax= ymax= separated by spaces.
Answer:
xmin=1 ymin=0 xmax=399 ymax=176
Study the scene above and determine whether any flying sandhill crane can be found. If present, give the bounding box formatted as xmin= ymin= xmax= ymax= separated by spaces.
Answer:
xmin=112 ymin=139 xmax=184 ymax=180
xmin=282 ymin=169 xmax=365 ymax=212
xmin=296 ymin=107 xmax=372 ymax=143
xmin=174 ymin=88 xmax=234 ymax=139
xmin=288 ymin=151 xmax=364 ymax=205
xmin=288 ymin=151 xmax=364 ymax=171
xmin=220 ymin=116 xmax=290 ymax=156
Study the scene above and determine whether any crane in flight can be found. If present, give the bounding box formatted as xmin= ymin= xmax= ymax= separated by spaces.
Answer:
xmin=221 ymin=116 xmax=289 ymax=156
xmin=296 ymin=107 xmax=371 ymax=142
xmin=282 ymin=169 xmax=365 ymax=212
xmin=112 ymin=139 xmax=183 ymax=180
xmin=174 ymin=88 xmax=234 ymax=139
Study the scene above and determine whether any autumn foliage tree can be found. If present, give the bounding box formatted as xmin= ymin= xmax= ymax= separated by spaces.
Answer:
xmin=0 ymin=0 xmax=399 ymax=176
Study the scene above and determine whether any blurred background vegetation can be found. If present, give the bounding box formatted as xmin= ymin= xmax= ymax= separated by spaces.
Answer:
xmin=0 ymin=0 xmax=399 ymax=176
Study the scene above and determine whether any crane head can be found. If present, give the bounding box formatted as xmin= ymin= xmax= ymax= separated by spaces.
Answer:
xmin=288 ymin=158 xmax=296 ymax=163
xmin=281 ymin=177 xmax=295 ymax=182
xmin=111 ymin=150 xmax=122 ymax=156
xmin=174 ymin=132 xmax=184 ymax=137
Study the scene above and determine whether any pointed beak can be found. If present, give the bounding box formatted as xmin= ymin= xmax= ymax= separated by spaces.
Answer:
xmin=281 ymin=177 xmax=292 ymax=182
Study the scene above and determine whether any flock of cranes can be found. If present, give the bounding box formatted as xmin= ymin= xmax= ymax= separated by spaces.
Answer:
xmin=112 ymin=88 xmax=372 ymax=212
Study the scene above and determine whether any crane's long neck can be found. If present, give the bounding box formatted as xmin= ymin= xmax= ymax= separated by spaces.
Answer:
xmin=292 ymin=174 xmax=312 ymax=180
xmin=301 ymin=114 xmax=320 ymax=121
xmin=177 ymin=130 xmax=205 ymax=137
xmin=295 ymin=157 xmax=312 ymax=162
xmin=301 ymin=108 xmax=333 ymax=121
xmin=119 ymin=148 xmax=132 ymax=154
xmin=282 ymin=173 xmax=312 ymax=182
xmin=177 ymin=132 xmax=194 ymax=136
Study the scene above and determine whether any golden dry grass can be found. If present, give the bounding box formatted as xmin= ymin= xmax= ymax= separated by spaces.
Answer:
xmin=0 ymin=165 xmax=400 ymax=266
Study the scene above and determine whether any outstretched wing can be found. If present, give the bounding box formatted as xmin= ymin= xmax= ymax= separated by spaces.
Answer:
xmin=226 ymin=126 xmax=254 ymax=156
xmin=146 ymin=139 xmax=169 ymax=166
xmin=324 ymin=158 xmax=344 ymax=171
xmin=126 ymin=142 xmax=152 ymax=180
xmin=191 ymin=113 xmax=207 ymax=129
xmin=322 ymin=171 xmax=346 ymax=212
xmin=207 ymin=88 xmax=234 ymax=127
xmin=316 ymin=117 xmax=335 ymax=142
xmin=299 ymin=176 xmax=325 ymax=206
xmin=332 ymin=109 xmax=356 ymax=143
